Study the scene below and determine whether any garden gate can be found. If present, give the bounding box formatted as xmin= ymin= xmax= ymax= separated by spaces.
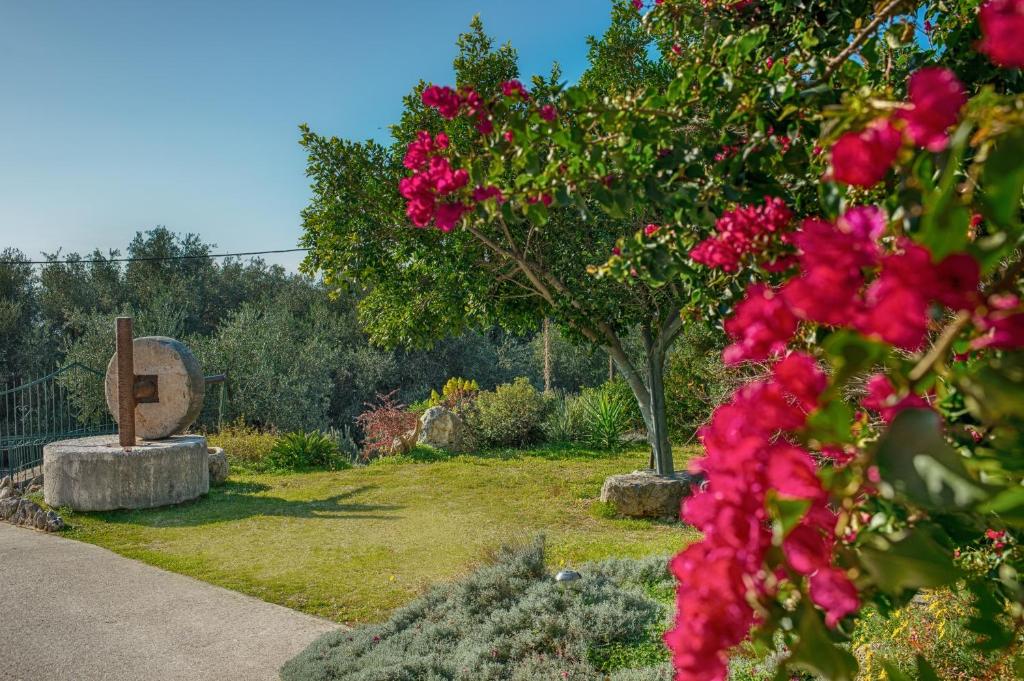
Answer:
xmin=0 ymin=363 xmax=115 ymax=481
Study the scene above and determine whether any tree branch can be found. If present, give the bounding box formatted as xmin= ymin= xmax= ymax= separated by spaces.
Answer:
xmin=813 ymin=0 xmax=909 ymax=86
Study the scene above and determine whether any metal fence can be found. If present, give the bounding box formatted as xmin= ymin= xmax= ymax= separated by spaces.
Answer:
xmin=0 ymin=364 xmax=116 ymax=480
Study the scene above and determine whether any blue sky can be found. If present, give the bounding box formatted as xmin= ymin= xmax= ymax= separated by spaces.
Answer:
xmin=0 ymin=0 xmax=612 ymax=270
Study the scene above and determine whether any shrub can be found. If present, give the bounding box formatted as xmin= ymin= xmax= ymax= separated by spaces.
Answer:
xmin=467 ymin=377 xmax=549 ymax=447
xmin=542 ymin=392 xmax=586 ymax=443
xmin=355 ymin=390 xmax=419 ymax=458
xmin=327 ymin=425 xmax=361 ymax=465
xmin=579 ymin=382 xmax=633 ymax=450
xmin=852 ymin=588 xmax=1023 ymax=679
xmin=263 ymin=431 xmax=348 ymax=471
xmin=206 ymin=421 xmax=277 ymax=468
xmin=280 ymin=539 xmax=673 ymax=681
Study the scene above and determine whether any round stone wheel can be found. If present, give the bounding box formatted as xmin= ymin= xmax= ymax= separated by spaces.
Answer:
xmin=104 ymin=336 xmax=205 ymax=440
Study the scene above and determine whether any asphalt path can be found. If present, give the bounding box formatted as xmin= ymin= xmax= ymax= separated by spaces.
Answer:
xmin=0 ymin=523 xmax=338 ymax=681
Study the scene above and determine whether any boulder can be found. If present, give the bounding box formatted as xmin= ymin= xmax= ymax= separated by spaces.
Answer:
xmin=599 ymin=470 xmax=701 ymax=519
xmin=208 ymin=447 xmax=229 ymax=486
xmin=418 ymin=406 xmax=465 ymax=450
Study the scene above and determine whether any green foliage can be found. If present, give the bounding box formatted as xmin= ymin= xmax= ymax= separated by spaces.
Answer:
xmin=853 ymin=588 xmax=1024 ymax=679
xmin=280 ymin=539 xmax=674 ymax=681
xmin=579 ymin=384 xmax=633 ymax=451
xmin=663 ymin=324 xmax=732 ymax=436
xmin=206 ymin=423 xmax=278 ymax=469
xmin=542 ymin=392 xmax=587 ymax=443
xmin=300 ymin=14 xmax=692 ymax=476
xmin=467 ymin=377 xmax=551 ymax=447
xmin=263 ymin=431 xmax=349 ymax=472
xmin=328 ymin=425 xmax=361 ymax=466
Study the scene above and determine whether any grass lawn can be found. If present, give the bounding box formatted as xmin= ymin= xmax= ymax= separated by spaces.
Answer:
xmin=60 ymin=444 xmax=700 ymax=625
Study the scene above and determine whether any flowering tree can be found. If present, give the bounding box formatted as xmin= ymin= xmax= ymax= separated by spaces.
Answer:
xmin=391 ymin=0 xmax=1024 ymax=677
xmin=302 ymin=16 xmax=701 ymax=476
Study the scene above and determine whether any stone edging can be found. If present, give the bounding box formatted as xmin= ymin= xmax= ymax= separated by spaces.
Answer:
xmin=0 ymin=476 xmax=65 ymax=532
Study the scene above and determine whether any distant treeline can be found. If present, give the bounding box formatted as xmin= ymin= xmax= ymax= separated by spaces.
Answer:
xmin=0 ymin=228 xmax=608 ymax=432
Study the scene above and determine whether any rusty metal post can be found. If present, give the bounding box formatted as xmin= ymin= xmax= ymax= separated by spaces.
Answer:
xmin=116 ymin=317 xmax=136 ymax=447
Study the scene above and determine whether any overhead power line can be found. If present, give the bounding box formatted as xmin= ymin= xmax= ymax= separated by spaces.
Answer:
xmin=0 ymin=247 xmax=311 ymax=267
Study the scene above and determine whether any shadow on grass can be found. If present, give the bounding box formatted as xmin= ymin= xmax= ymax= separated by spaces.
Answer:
xmin=80 ymin=481 xmax=404 ymax=527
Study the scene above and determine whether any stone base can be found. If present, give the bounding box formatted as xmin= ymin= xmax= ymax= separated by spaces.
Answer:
xmin=43 ymin=435 xmax=209 ymax=512
xmin=599 ymin=470 xmax=701 ymax=519
xmin=207 ymin=447 xmax=229 ymax=486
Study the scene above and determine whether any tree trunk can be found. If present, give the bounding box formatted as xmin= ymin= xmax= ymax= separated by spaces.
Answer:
xmin=606 ymin=334 xmax=674 ymax=478
xmin=543 ymin=318 xmax=552 ymax=393
xmin=645 ymin=345 xmax=673 ymax=477
xmin=608 ymin=354 xmax=614 ymax=382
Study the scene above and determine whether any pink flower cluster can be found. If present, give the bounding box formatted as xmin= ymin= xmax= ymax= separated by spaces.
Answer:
xmin=422 ymin=84 xmax=493 ymax=135
xmin=980 ymin=0 xmax=1024 ymax=68
xmin=666 ymin=353 xmax=856 ymax=680
xmin=831 ymin=68 xmax=966 ymax=186
xmin=689 ymin=196 xmax=795 ymax=272
xmin=398 ymin=131 xmax=470 ymax=231
xmin=716 ymin=205 xmax=983 ymax=363
xmin=972 ymin=293 xmax=1024 ymax=349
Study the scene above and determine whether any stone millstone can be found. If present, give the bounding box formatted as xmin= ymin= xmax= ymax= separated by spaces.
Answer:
xmin=104 ymin=336 xmax=205 ymax=439
xmin=599 ymin=470 xmax=700 ymax=519
xmin=43 ymin=435 xmax=210 ymax=511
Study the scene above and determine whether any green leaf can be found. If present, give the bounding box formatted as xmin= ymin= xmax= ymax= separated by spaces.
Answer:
xmin=881 ymin=660 xmax=912 ymax=681
xmin=919 ymin=123 xmax=971 ymax=260
xmin=915 ymin=656 xmax=941 ymax=681
xmin=788 ymin=604 xmax=858 ymax=681
xmin=823 ymin=330 xmax=888 ymax=387
xmin=981 ymin=129 xmax=1024 ymax=235
xmin=805 ymin=400 xmax=854 ymax=444
xmin=979 ymin=486 xmax=1024 ymax=526
xmin=768 ymin=493 xmax=811 ymax=540
xmin=875 ymin=409 xmax=989 ymax=510
xmin=859 ymin=528 xmax=961 ymax=595
xmin=958 ymin=351 xmax=1024 ymax=423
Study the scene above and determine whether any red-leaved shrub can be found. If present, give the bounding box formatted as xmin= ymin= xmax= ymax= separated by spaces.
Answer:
xmin=355 ymin=391 xmax=419 ymax=458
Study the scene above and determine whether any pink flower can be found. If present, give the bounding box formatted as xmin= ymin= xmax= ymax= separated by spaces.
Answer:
xmin=986 ymin=528 xmax=1006 ymax=540
xmin=632 ymin=0 xmax=644 ymax=8
xmin=689 ymin=197 xmax=794 ymax=272
xmin=809 ymin=568 xmax=859 ymax=628
xmin=785 ymin=523 xmax=833 ymax=575
xmin=611 ymin=247 xmax=622 ymax=256
xmin=767 ymin=444 xmax=824 ymax=500
xmin=979 ymin=0 xmax=1024 ymax=68
xmin=896 ymin=68 xmax=967 ymax=152
xmin=858 ymin=244 xmax=980 ymax=349
xmin=861 ymin=374 xmax=929 ymax=422
xmin=422 ymin=85 xmax=462 ymax=119
xmin=503 ymin=130 xmax=515 ymax=143
xmin=476 ymin=114 xmax=494 ymax=136
xmin=399 ymin=133 xmax=471 ymax=230
xmin=434 ymin=202 xmax=469 ymax=232
xmin=500 ymin=80 xmax=530 ymax=100
xmin=472 ymin=185 xmax=505 ymax=203
xmin=644 ymin=223 xmax=660 ymax=237
xmin=830 ymin=119 xmax=902 ymax=187
xmin=722 ymin=284 xmax=798 ymax=364
xmin=782 ymin=209 xmax=884 ymax=327
xmin=539 ymin=104 xmax=558 ymax=122
xmin=773 ymin=352 xmax=826 ymax=411
xmin=972 ymin=309 xmax=1024 ymax=349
